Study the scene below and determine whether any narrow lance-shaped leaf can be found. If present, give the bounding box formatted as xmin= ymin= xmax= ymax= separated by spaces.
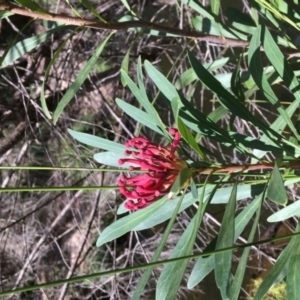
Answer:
xmin=215 ymin=182 xmax=236 ymax=299
xmin=15 ymin=0 xmax=52 ymax=15
xmin=286 ymin=227 xmax=300 ymax=299
xmin=156 ymin=178 xmax=217 ymax=300
xmin=188 ymin=193 xmax=261 ymax=288
xmin=68 ymin=129 xmax=126 ymax=154
xmin=187 ymin=51 xmax=282 ymax=141
xmin=121 ymin=69 xmax=166 ymax=133
xmin=41 ymin=28 xmax=78 ymax=119
xmin=230 ymin=191 xmax=264 ymax=300
xmin=1 ymin=24 xmax=68 ymax=68
xmin=53 ymin=32 xmax=114 ymax=124
xmin=248 ymin=25 xmax=299 ymax=140
xmin=266 ymin=162 xmax=287 ymax=205
xmin=171 ymin=97 xmax=205 ymax=160
xmin=254 ymin=222 xmax=300 ymax=300
xmin=267 ymin=200 xmax=300 ymax=222
xmin=116 ymin=99 xmax=164 ymax=135
xmin=132 ymin=187 xmax=187 ymax=300
xmin=96 ymin=198 xmax=168 ymax=247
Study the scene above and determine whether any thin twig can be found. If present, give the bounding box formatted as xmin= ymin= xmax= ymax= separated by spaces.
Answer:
xmin=0 ymin=1 xmax=249 ymax=47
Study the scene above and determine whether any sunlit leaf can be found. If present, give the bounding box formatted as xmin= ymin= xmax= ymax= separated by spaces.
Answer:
xmin=116 ymin=99 xmax=164 ymax=135
xmin=211 ymin=0 xmax=220 ymax=16
xmin=93 ymin=152 xmax=129 ymax=168
xmin=120 ymin=69 xmax=166 ymax=133
xmin=68 ymin=129 xmax=125 ymax=154
xmin=267 ymin=200 xmax=300 ymax=222
xmin=188 ymin=194 xmax=261 ymax=288
xmin=97 ymin=197 xmax=168 ymax=246
xmin=132 ymin=188 xmax=187 ymax=300
xmin=266 ymin=162 xmax=287 ymax=205
xmin=1 ymin=24 xmax=67 ymax=68
xmin=156 ymin=181 xmax=214 ymax=300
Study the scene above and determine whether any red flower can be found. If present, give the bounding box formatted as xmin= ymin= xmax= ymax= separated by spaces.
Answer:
xmin=118 ymin=128 xmax=189 ymax=211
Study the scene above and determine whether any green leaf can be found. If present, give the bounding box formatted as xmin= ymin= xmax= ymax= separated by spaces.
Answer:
xmin=188 ymin=51 xmax=281 ymax=141
xmin=170 ymin=168 xmax=193 ymax=199
xmin=171 ymin=97 xmax=181 ymax=125
xmin=230 ymin=192 xmax=264 ymax=300
xmin=137 ymin=56 xmax=151 ymax=109
xmin=267 ymin=200 xmax=300 ymax=222
xmin=144 ymin=62 xmax=236 ymax=147
xmin=248 ymin=25 xmax=299 ymax=140
xmin=262 ymin=22 xmax=300 ymax=102
xmin=188 ymin=194 xmax=261 ymax=288
xmin=171 ymin=96 xmax=206 ymax=159
xmin=286 ymin=231 xmax=300 ymax=299
xmin=181 ymin=0 xmax=215 ymax=19
xmin=253 ymin=101 xmax=299 ymax=160
xmin=68 ymin=129 xmax=125 ymax=154
xmin=144 ymin=60 xmax=178 ymax=102
xmin=177 ymin=117 xmax=206 ymax=159
xmin=156 ymin=214 xmax=197 ymax=300
xmin=120 ymin=37 xmax=140 ymax=86
xmin=266 ymin=162 xmax=288 ymax=205
xmin=175 ymin=57 xmax=230 ymax=89
xmin=211 ymin=0 xmax=220 ymax=16
xmin=134 ymin=184 xmax=264 ymax=231
xmin=120 ymin=49 xmax=130 ymax=86
xmin=1 ymin=24 xmax=67 ymax=68
xmin=190 ymin=178 xmax=198 ymax=199
xmin=254 ymin=222 xmax=300 ymax=300
xmin=120 ymin=69 xmax=166 ymax=133
xmin=15 ymin=0 xmax=51 ymax=15
xmin=192 ymin=16 xmax=248 ymax=40
xmin=93 ymin=152 xmax=126 ymax=168
xmin=53 ymin=32 xmax=114 ymax=124
xmin=96 ymin=198 xmax=168 ymax=246
xmin=215 ymin=182 xmax=236 ymax=299
xmin=231 ymin=56 xmax=245 ymax=102
xmin=120 ymin=0 xmax=136 ymax=16
xmin=156 ymin=181 xmax=213 ymax=300
xmin=41 ymin=28 xmax=78 ymax=119
xmin=79 ymin=0 xmax=107 ymax=22
xmin=132 ymin=188 xmax=187 ymax=300
xmin=116 ymin=99 xmax=164 ymax=135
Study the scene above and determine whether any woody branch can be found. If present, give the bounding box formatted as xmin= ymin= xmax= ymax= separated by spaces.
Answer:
xmin=0 ymin=0 xmax=250 ymax=47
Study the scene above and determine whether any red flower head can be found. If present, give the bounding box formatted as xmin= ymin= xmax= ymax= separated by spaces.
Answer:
xmin=118 ymin=128 xmax=189 ymax=211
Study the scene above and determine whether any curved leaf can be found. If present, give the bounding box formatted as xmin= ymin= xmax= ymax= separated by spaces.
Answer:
xmin=68 ymin=129 xmax=125 ymax=153
xmin=53 ymin=32 xmax=114 ymax=124
xmin=96 ymin=197 xmax=168 ymax=247
xmin=267 ymin=200 xmax=300 ymax=222
xmin=215 ymin=183 xmax=236 ymax=299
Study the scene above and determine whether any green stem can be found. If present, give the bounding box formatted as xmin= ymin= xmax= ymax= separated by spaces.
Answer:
xmin=0 ymin=230 xmax=299 ymax=297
